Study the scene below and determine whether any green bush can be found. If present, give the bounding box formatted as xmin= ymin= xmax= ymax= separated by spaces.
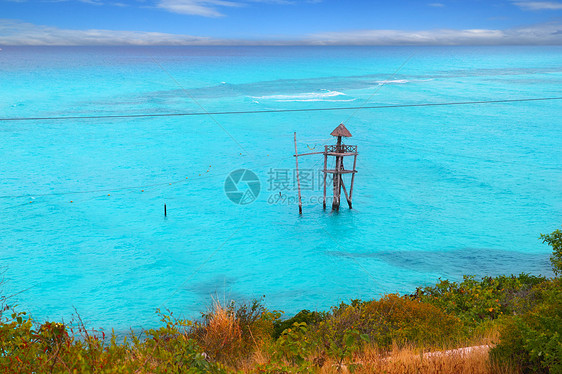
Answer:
xmin=490 ymin=229 xmax=562 ymax=373
xmin=541 ymin=227 xmax=562 ymax=277
xmin=234 ymin=298 xmax=280 ymax=345
xmin=410 ymin=273 xmax=546 ymax=325
xmin=317 ymin=295 xmax=464 ymax=351
xmin=0 ymin=308 xmax=226 ymax=373
xmin=490 ymin=279 xmax=562 ymax=373
xmin=273 ymin=309 xmax=327 ymax=339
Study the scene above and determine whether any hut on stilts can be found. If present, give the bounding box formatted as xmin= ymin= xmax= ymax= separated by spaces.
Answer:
xmin=293 ymin=123 xmax=358 ymax=213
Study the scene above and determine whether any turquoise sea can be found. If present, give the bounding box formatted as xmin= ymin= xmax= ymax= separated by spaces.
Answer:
xmin=1 ymin=46 xmax=561 ymax=331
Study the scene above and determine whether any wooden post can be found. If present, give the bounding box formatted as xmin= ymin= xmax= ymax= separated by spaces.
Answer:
xmin=332 ymin=136 xmax=343 ymax=211
xmin=331 ymin=157 xmax=340 ymax=211
xmin=340 ymin=159 xmax=352 ymax=209
xmin=341 ymin=176 xmax=352 ymax=208
xmin=323 ymin=147 xmax=328 ymax=210
xmin=348 ymin=153 xmax=358 ymax=208
xmin=294 ymin=132 xmax=303 ymax=215
xmin=164 ymin=203 xmax=167 ymax=217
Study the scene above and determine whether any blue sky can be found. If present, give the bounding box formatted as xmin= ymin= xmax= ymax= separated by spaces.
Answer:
xmin=1 ymin=0 xmax=562 ymax=45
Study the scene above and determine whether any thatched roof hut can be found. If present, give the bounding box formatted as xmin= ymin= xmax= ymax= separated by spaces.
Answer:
xmin=330 ymin=123 xmax=352 ymax=137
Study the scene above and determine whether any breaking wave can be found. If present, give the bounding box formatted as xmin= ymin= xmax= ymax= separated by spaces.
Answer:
xmin=252 ymin=90 xmax=354 ymax=102
xmin=376 ymin=79 xmax=409 ymax=85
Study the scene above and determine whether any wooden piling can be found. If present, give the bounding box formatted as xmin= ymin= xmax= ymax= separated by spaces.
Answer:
xmin=341 ymin=175 xmax=352 ymax=209
xmin=349 ymin=153 xmax=358 ymax=208
xmin=331 ymin=135 xmax=343 ymax=211
xmin=294 ymin=132 xmax=303 ymax=215
xmin=323 ymin=148 xmax=328 ymax=210
xmin=164 ymin=204 xmax=167 ymax=216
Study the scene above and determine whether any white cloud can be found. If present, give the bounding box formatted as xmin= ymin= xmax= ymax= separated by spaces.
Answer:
xmin=157 ymin=0 xmax=243 ymax=17
xmin=78 ymin=0 xmax=104 ymax=5
xmin=247 ymin=0 xmax=294 ymax=3
xmin=4 ymin=0 xmax=303 ymax=17
xmin=0 ymin=19 xmax=219 ymax=45
xmin=155 ymin=0 xmax=307 ymax=17
xmin=2 ymin=19 xmax=562 ymax=46
xmin=514 ymin=1 xmax=562 ymax=10
xmin=306 ymin=22 xmax=562 ymax=45
xmin=428 ymin=3 xmax=445 ymax=7
xmin=307 ymin=29 xmax=505 ymax=45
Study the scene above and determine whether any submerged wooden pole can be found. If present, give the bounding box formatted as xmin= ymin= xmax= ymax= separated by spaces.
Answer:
xmin=332 ymin=157 xmax=339 ymax=211
xmin=293 ymin=132 xmax=303 ymax=215
xmin=341 ymin=176 xmax=351 ymax=209
xmin=348 ymin=153 xmax=358 ymax=209
xmin=340 ymin=159 xmax=352 ymax=209
xmin=323 ymin=147 xmax=328 ymax=210
xmin=332 ymin=135 xmax=343 ymax=211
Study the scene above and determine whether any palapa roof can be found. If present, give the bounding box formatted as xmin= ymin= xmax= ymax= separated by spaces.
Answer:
xmin=330 ymin=123 xmax=352 ymax=137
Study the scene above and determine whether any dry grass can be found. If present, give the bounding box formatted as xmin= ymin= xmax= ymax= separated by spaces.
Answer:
xmin=195 ymin=300 xmax=243 ymax=366
xmin=234 ymin=342 xmax=514 ymax=374
xmin=337 ymin=345 xmax=492 ymax=374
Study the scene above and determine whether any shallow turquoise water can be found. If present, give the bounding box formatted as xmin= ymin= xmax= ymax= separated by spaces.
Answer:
xmin=1 ymin=46 xmax=561 ymax=331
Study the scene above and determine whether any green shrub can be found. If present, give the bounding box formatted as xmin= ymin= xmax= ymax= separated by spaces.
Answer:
xmin=273 ymin=309 xmax=327 ymax=339
xmin=491 ymin=279 xmax=562 ymax=373
xmin=272 ymin=322 xmax=314 ymax=367
xmin=0 ymin=307 xmax=226 ymax=373
xmin=411 ymin=273 xmax=546 ymax=325
xmin=541 ymin=227 xmax=562 ymax=277
xmin=234 ymin=298 xmax=280 ymax=345
xmin=317 ymin=295 xmax=463 ymax=352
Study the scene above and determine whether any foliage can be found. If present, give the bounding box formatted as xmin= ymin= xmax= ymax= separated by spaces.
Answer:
xmin=272 ymin=322 xmax=314 ymax=367
xmin=541 ymin=227 xmax=562 ymax=276
xmin=410 ymin=273 xmax=546 ymax=325
xmin=318 ymin=295 xmax=463 ymax=351
xmin=0 ymin=308 xmax=225 ymax=373
xmin=273 ymin=309 xmax=327 ymax=339
xmin=491 ymin=278 xmax=562 ymax=373
xmin=234 ymin=297 xmax=281 ymax=346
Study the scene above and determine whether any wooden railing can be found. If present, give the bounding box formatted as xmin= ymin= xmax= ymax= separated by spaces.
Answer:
xmin=325 ymin=144 xmax=358 ymax=154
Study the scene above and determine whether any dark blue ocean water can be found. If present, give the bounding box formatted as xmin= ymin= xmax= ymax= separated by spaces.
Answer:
xmin=0 ymin=46 xmax=561 ymax=330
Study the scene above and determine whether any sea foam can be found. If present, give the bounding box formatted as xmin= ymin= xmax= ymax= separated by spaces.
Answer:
xmin=252 ymin=90 xmax=354 ymax=102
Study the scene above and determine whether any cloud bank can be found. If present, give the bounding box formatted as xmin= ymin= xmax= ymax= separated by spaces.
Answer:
xmin=2 ymin=19 xmax=562 ymax=46
xmin=0 ymin=19 xmax=218 ymax=45
xmin=6 ymin=0 xmax=313 ymax=17
xmin=157 ymin=0 xmax=243 ymax=17
xmin=155 ymin=0 xmax=310 ymax=17
xmin=307 ymin=23 xmax=562 ymax=45
xmin=513 ymin=1 xmax=562 ymax=10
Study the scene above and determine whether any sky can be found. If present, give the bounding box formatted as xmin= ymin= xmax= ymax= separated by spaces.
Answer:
xmin=1 ymin=0 xmax=562 ymax=45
